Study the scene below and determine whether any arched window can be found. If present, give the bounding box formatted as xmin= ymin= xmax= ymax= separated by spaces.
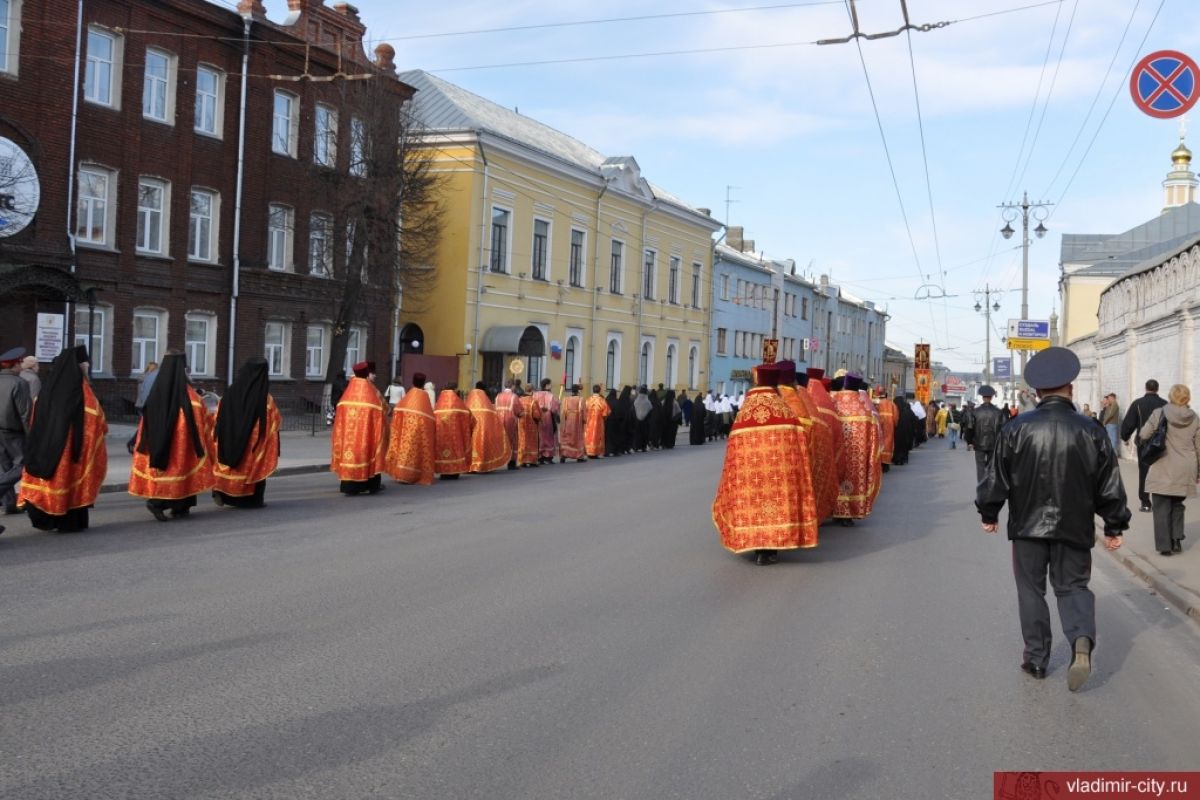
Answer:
xmin=565 ymin=336 xmax=578 ymax=387
xmin=688 ymin=346 xmax=698 ymax=390
xmin=665 ymin=343 xmax=677 ymax=388
xmin=639 ymin=342 xmax=651 ymax=386
xmin=606 ymin=340 xmax=618 ymax=389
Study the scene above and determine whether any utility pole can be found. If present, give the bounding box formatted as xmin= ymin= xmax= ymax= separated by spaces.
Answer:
xmin=975 ymin=285 xmax=1001 ymax=383
xmin=998 ymin=192 xmax=1051 ymax=380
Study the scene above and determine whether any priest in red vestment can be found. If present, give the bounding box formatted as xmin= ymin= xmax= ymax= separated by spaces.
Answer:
xmin=712 ymin=363 xmax=819 ymax=565
xmin=466 ymin=383 xmax=510 ymax=473
xmin=558 ymin=384 xmax=586 ymax=462
xmin=19 ymin=346 xmax=107 ymax=532
xmin=331 ymin=361 xmax=388 ymax=495
xmin=830 ymin=373 xmax=880 ymax=526
xmin=584 ymin=384 xmax=609 ymax=458
xmin=777 ymin=361 xmax=838 ymax=523
xmin=212 ymin=357 xmax=280 ymax=508
xmin=434 ymin=384 xmax=473 ymax=479
xmin=532 ymin=378 xmax=560 ymax=464
xmin=516 ymin=389 xmax=541 ymax=467
xmin=494 ymin=381 xmax=524 ymax=470
xmin=385 ymin=372 xmax=436 ymax=485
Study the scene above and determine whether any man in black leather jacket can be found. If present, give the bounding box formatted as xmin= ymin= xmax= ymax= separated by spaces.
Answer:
xmin=977 ymin=347 xmax=1129 ymax=691
xmin=1119 ymin=379 xmax=1167 ymax=512
xmin=963 ymin=385 xmax=1006 ymax=483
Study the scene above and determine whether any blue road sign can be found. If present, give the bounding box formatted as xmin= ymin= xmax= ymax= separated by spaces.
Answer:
xmin=1131 ymin=50 xmax=1200 ymax=119
xmin=993 ymin=358 xmax=1012 ymax=380
xmin=1016 ymin=320 xmax=1049 ymax=339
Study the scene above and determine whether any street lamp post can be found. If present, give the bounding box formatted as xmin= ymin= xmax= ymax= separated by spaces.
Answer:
xmin=974 ymin=285 xmax=1001 ymax=383
xmin=999 ymin=192 xmax=1051 ymax=379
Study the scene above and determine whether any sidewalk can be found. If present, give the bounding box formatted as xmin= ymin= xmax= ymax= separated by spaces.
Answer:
xmin=1104 ymin=456 xmax=1200 ymax=621
xmin=100 ymin=424 xmax=332 ymax=493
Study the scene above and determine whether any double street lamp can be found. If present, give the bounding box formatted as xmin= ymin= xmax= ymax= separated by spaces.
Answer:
xmin=974 ymin=286 xmax=1001 ymax=383
xmin=998 ymin=192 xmax=1052 ymax=378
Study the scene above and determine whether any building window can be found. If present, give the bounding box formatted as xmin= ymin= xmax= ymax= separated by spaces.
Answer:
xmin=531 ymin=218 xmax=549 ymax=280
xmin=267 ymin=203 xmax=294 ymax=271
xmin=716 ymin=328 xmax=727 ymax=356
xmin=264 ymin=321 xmax=290 ymax=377
xmin=668 ymin=256 xmax=680 ymax=304
xmin=349 ymin=116 xmax=368 ymax=177
xmin=142 ymin=47 xmax=175 ymax=123
xmin=0 ymin=0 xmax=21 ymax=75
xmin=345 ymin=218 xmax=368 ymax=281
xmin=74 ymin=305 xmax=110 ymax=375
xmin=801 ymin=297 xmax=809 ymax=320
xmin=314 ymin=104 xmax=337 ymax=168
xmin=691 ymin=262 xmax=701 ymax=308
xmin=688 ymin=346 xmax=698 ymax=389
xmin=609 ymin=240 xmax=624 ymax=294
xmin=194 ymin=65 xmax=224 ymax=137
xmin=188 ymin=188 xmax=218 ymax=262
xmin=343 ymin=326 xmax=365 ymax=373
xmin=639 ymin=341 xmax=652 ymax=386
xmin=643 ymin=249 xmax=656 ymax=300
xmin=272 ymin=90 xmax=298 ymax=157
xmin=305 ymin=325 xmax=327 ymax=378
xmin=606 ymin=339 xmax=618 ymax=389
xmin=568 ymin=229 xmax=585 ymax=287
xmin=489 ymin=207 xmax=510 ymax=273
xmin=564 ymin=336 xmax=578 ymax=386
xmin=720 ymin=274 xmax=730 ymax=301
xmin=75 ymin=165 xmax=115 ymax=247
xmin=309 ymin=212 xmax=333 ymax=277
xmin=84 ymin=27 xmax=120 ymax=107
xmin=136 ymin=178 xmax=168 ymax=255
xmin=665 ymin=343 xmax=677 ymax=387
xmin=185 ymin=312 xmax=216 ymax=377
xmin=132 ymin=309 xmax=164 ymax=374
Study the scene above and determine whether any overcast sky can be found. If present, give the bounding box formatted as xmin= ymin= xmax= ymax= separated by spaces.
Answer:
xmin=248 ymin=0 xmax=1193 ymax=371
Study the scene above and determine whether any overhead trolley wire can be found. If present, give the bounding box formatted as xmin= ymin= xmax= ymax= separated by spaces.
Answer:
xmin=1013 ymin=0 xmax=1080 ymax=192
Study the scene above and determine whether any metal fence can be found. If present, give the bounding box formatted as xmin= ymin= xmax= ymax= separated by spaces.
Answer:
xmin=93 ymin=387 xmax=329 ymax=436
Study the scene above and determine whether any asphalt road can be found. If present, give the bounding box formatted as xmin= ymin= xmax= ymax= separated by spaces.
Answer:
xmin=3 ymin=438 xmax=1199 ymax=799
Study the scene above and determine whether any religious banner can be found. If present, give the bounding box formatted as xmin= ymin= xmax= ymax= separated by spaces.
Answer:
xmin=762 ymin=338 xmax=779 ymax=363
xmin=914 ymin=343 xmax=932 ymax=404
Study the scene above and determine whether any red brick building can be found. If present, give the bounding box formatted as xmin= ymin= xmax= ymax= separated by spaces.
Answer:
xmin=0 ymin=0 xmax=412 ymax=417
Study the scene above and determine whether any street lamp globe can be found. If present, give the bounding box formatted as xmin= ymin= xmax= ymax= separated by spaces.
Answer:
xmin=1034 ymin=222 xmax=1048 ymax=239
xmin=1000 ymin=222 xmax=1015 ymax=240
xmin=974 ymin=301 xmax=982 ymax=312
xmin=993 ymin=301 xmax=1000 ymax=312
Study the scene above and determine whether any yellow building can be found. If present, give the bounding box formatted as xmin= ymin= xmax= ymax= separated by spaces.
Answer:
xmin=1060 ymin=139 xmax=1200 ymax=344
xmin=397 ymin=71 xmax=721 ymax=393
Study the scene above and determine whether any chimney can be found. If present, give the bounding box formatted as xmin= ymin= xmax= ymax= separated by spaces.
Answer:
xmin=697 ymin=207 xmax=712 ymax=217
xmin=743 ymin=239 xmax=755 ymax=254
xmin=726 ymin=225 xmax=744 ymax=252
xmin=237 ymin=0 xmax=266 ymax=16
xmin=374 ymin=42 xmax=396 ymax=74
xmin=332 ymin=2 xmax=360 ymax=23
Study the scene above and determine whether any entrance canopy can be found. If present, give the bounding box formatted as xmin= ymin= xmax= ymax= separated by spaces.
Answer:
xmin=480 ymin=325 xmax=545 ymax=356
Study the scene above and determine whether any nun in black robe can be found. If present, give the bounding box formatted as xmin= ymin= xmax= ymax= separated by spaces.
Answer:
xmin=647 ymin=390 xmax=664 ymax=450
xmin=604 ymin=389 xmax=621 ymax=457
xmin=689 ymin=400 xmax=706 ymax=445
xmin=618 ymin=387 xmax=636 ymax=454
xmin=632 ymin=388 xmax=653 ymax=452
xmin=893 ymin=396 xmax=917 ymax=465
xmin=213 ymin=358 xmax=275 ymax=508
xmin=660 ymin=390 xmax=680 ymax=449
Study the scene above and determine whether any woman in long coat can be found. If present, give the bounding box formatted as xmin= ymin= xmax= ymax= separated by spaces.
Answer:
xmin=20 ymin=346 xmax=107 ymax=532
xmin=1141 ymin=383 xmax=1200 ymax=555
xmin=212 ymin=358 xmax=280 ymax=508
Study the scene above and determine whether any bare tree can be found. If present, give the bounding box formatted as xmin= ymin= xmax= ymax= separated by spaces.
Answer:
xmin=313 ymin=75 xmax=444 ymax=410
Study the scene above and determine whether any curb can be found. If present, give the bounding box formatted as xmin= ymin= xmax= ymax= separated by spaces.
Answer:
xmin=98 ymin=463 xmax=331 ymax=495
xmin=1105 ymin=547 xmax=1200 ymax=622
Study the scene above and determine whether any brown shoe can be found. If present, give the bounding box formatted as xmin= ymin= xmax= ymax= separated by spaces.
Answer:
xmin=1067 ymin=638 xmax=1092 ymax=692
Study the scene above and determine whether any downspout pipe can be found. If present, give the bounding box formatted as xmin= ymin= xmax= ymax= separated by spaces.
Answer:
xmin=471 ymin=135 xmax=488 ymax=385
xmin=228 ymin=14 xmax=252 ymax=384
xmin=66 ymin=0 xmax=83 ymax=270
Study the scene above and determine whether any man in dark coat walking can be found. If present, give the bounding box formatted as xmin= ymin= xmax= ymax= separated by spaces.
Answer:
xmin=977 ymin=347 xmax=1130 ymax=692
xmin=963 ymin=385 xmax=1006 ymax=483
xmin=1119 ymin=379 xmax=1168 ymax=513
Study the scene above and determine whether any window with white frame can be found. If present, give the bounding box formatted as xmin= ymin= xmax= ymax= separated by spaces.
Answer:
xmin=605 ymin=338 xmax=620 ymax=389
xmin=642 ymin=249 xmax=656 ymax=300
xmin=308 ymin=212 xmax=333 ymax=277
xmin=349 ymin=116 xmax=367 ymax=177
xmin=609 ymin=240 xmax=624 ymax=294
xmin=267 ymin=203 xmax=294 ymax=271
xmin=716 ymin=328 xmax=727 ymax=355
xmin=0 ymin=0 xmax=22 ymax=75
xmin=136 ymin=177 xmax=168 ymax=255
xmin=802 ymin=296 xmax=809 ymax=320
xmin=132 ymin=309 xmax=165 ymax=374
xmin=272 ymin=90 xmax=298 ymax=157
xmin=569 ymin=229 xmax=585 ymax=287
xmin=75 ymin=165 xmax=115 ymax=247
xmin=639 ymin=341 xmax=652 ymax=387
xmin=489 ymin=207 xmax=510 ymax=273
xmin=74 ymin=304 xmax=111 ymax=375
xmin=668 ymin=256 xmax=680 ymax=304
xmin=564 ymin=336 xmax=578 ymax=386
xmin=314 ymin=104 xmax=338 ymax=168
xmin=194 ymin=65 xmax=224 ymax=137
xmin=688 ymin=345 xmax=698 ymax=389
xmin=84 ymin=27 xmax=120 ymax=107
xmin=305 ymin=324 xmax=327 ymax=378
xmin=342 ymin=326 xmax=365 ymax=373
xmin=720 ymin=274 xmax=729 ymax=301
xmin=188 ymin=188 xmax=217 ymax=262
xmin=264 ymin=321 xmax=290 ymax=377
xmin=665 ymin=343 xmax=677 ymax=387
xmin=185 ymin=312 xmax=216 ymax=377
xmin=691 ymin=262 xmax=702 ymax=308
xmin=142 ymin=48 xmax=175 ymax=123
xmin=531 ymin=218 xmax=549 ymax=280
